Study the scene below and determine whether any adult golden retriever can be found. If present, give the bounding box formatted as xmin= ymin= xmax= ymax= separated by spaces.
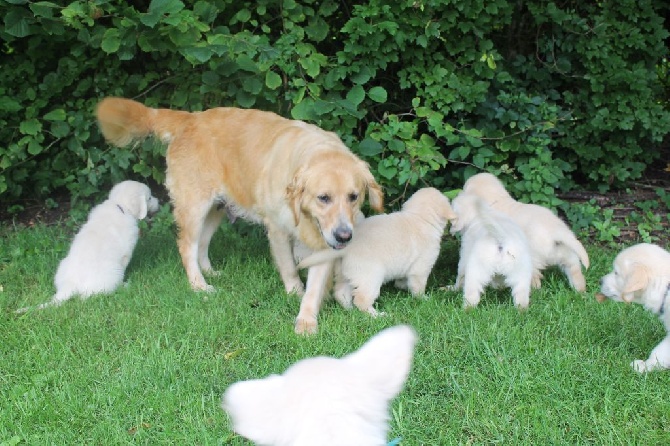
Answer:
xmin=95 ymin=97 xmax=383 ymax=334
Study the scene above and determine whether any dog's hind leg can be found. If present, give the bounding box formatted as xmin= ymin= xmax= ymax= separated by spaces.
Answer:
xmin=174 ymin=200 xmax=214 ymax=292
xmin=199 ymin=206 xmax=226 ymax=275
xmin=559 ymin=251 xmax=586 ymax=292
xmin=351 ymin=279 xmax=384 ymax=317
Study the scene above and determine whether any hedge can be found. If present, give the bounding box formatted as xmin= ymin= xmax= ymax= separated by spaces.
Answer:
xmin=1 ymin=0 xmax=668 ymax=209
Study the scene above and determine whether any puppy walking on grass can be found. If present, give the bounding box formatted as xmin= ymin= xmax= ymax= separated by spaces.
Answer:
xmin=298 ymin=188 xmax=456 ymax=316
xmin=16 ymin=181 xmax=159 ymax=313
xmin=461 ymin=173 xmax=589 ymax=291
xmin=447 ymin=191 xmax=533 ymax=309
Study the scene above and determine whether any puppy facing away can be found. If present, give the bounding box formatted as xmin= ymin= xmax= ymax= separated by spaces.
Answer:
xmin=222 ymin=325 xmax=418 ymax=446
xmin=461 ymin=173 xmax=589 ymax=291
xmin=96 ymin=97 xmax=383 ymax=335
xmin=16 ymin=181 xmax=159 ymax=313
xmin=597 ymin=243 xmax=670 ymax=373
xmin=448 ymin=191 xmax=533 ymax=309
xmin=297 ymin=188 xmax=456 ymax=316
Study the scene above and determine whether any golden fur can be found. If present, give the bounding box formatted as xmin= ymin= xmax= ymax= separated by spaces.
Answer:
xmin=95 ymin=97 xmax=383 ymax=334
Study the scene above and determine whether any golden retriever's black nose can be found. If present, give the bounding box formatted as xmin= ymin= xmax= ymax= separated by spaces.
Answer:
xmin=334 ymin=227 xmax=352 ymax=244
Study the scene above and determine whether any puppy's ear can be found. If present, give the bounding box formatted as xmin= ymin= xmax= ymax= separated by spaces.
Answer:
xmin=622 ymin=263 xmax=649 ymax=302
xmin=345 ymin=325 xmax=417 ymax=399
xmin=136 ymin=194 xmax=148 ymax=220
xmin=287 ymin=168 xmax=306 ymax=225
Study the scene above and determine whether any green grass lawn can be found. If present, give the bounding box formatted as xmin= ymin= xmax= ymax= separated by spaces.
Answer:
xmin=1 ymin=219 xmax=669 ymax=444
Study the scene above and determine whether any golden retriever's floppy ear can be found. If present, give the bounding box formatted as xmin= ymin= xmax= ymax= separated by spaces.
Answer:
xmin=287 ymin=168 xmax=306 ymax=225
xmin=622 ymin=263 xmax=649 ymax=302
xmin=358 ymin=162 xmax=384 ymax=212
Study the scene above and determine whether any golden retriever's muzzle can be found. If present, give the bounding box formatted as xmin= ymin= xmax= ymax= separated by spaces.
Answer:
xmin=332 ymin=224 xmax=353 ymax=249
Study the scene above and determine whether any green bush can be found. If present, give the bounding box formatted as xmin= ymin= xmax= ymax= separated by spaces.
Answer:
xmin=1 ymin=0 xmax=668 ymax=209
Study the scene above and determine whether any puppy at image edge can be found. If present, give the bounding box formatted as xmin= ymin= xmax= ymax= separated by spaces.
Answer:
xmin=222 ymin=325 xmax=418 ymax=446
xmin=597 ymin=243 xmax=670 ymax=373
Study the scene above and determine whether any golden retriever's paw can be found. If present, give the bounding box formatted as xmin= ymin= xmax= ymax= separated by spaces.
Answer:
xmin=631 ymin=360 xmax=649 ymax=373
xmin=286 ymin=281 xmax=305 ymax=298
xmin=363 ymin=307 xmax=386 ymax=318
xmin=294 ymin=316 xmax=318 ymax=335
xmin=192 ymin=283 xmax=216 ymax=293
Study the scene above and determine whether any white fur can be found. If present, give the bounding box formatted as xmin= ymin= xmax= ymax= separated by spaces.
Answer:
xmin=222 ymin=325 xmax=418 ymax=446
xmin=16 ymin=181 xmax=159 ymax=313
xmin=297 ymin=188 xmax=456 ymax=316
xmin=598 ymin=243 xmax=670 ymax=372
xmin=448 ymin=192 xmax=533 ymax=309
xmin=462 ymin=173 xmax=589 ymax=291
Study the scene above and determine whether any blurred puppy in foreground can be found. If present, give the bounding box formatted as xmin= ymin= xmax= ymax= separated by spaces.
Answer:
xmin=16 ymin=181 xmax=159 ymax=313
xmin=597 ymin=243 xmax=670 ymax=373
xmin=297 ymin=188 xmax=456 ymax=316
xmin=447 ymin=191 xmax=533 ymax=309
xmin=222 ymin=325 xmax=418 ymax=446
xmin=461 ymin=173 xmax=589 ymax=291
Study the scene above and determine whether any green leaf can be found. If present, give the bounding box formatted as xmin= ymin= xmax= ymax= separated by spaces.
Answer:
xmin=30 ymin=2 xmax=59 ymax=18
xmin=44 ymin=109 xmax=66 ymax=121
xmin=20 ymin=119 xmax=42 ymax=136
xmin=0 ymin=97 xmax=21 ymax=112
xmin=101 ymin=28 xmax=121 ymax=54
xmin=149 ymin=0 xmax=184 ymax=16
xmin=346 ymin=85 xmax=365 ymax=107
xmin=291 ymin=99 xmax=316 ymax=121
xmin=358 ymin=138 xmax=383 ymax=157
xmin=265 ymin=71 xmax=283 ymax=90
xmin=367 ymin=86 xmax=387 ymax=103
xmin=4 ymin=8 xmax=33 ymax=37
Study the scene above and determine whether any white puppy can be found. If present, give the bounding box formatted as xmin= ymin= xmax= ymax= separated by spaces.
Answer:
xmin=597 ymin=243 xmax=670 ymax=373
xmin=222 ymin=325 xmax=418 ymax=446
xmin=297 ymin=188 xmax=456 ymax=316
xmin=16 ymin=180 xmax=159 ymax=312
xmin=448 ymin=191 xmax=533 ymax=309
xmin=461 ymin=173 xmax=589 ymax=291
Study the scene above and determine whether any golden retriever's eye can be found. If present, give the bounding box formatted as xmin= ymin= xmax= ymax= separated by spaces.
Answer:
xmin=348 ymin=193 xmax=359 ymax=202
xmin=317 ymin=194 xmax=331 ymax=204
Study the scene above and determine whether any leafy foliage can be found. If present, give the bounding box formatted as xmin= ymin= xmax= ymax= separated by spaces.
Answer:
xmin=1 ymin=0 xmax=668 ymax=213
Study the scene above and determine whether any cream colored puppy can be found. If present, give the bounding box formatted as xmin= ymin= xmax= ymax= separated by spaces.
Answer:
xmin=462 ymin=173 xmax=589 ymax=291
xmin=222 ymin=325 xmax=418 ymax=446
xmin=448 ymin=192 xmax=533 ymax=309
xmin=597 ymin=243 xmax=670 ymax=373
xmin=16 ymin=181 xmax=159 ymax=313
xmin=297 ymin=188 xmax=456 ymax=316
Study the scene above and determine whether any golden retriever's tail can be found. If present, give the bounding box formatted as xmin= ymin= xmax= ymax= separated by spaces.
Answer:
xmin=297 ymin=249 xmax=346 ymax=269
xmin=96 ymin=97 xmax=191 ymax=147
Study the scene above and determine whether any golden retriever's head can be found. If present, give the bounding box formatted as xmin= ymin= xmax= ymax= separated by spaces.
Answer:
xmin=462 ymin=172 xmax=512 ymax=202
xmin=109 ymin=180 xmax=160 ymax=220
xmin=598 ymin=243 xmax=670 ymax=313
xmin=287 ymin=152 xmax=383 ymax=250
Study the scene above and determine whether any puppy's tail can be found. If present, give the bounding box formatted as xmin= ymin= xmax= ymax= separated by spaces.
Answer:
xmin=297 ymin=249 xmax=346 ymax=269
xmin=473 ymin=197 xmax=509 ymax=244
xmin=96 ymin=97 xmax=192 ymax=147
xmin=558 ymin=233 xmax=590 ymax=269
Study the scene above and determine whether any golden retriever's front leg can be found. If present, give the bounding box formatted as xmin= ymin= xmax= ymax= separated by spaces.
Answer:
xmin=266 ymin=224 xmax=305 ymax=296
xmin=295 ymin=262 xmax=333 ymax=335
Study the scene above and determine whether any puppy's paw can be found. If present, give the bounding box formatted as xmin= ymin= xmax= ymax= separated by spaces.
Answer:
xmin=294 ymin=316 xmax=318 ymax=335
xmin=362 ymin=306 xmax=386 ymax=318
xmin=631 ymin=359 xmax=649 ymax=373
